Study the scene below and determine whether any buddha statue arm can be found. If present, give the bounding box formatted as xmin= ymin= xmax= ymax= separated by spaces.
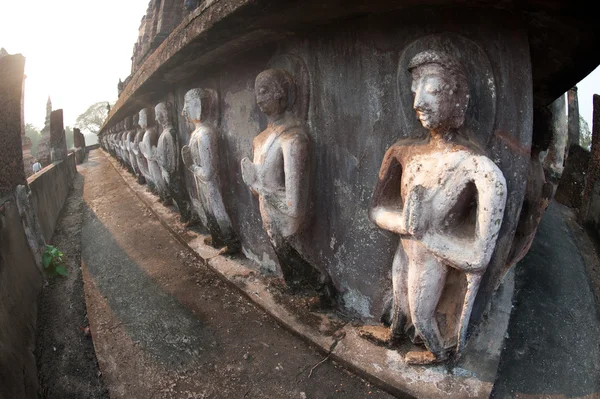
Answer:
xmin=195 ymin=130 xmax=218 ymax=183
xmin=277 ymin=134 xmax=309 ymax=218
xmin=369 ymin=148 xmax=407 ymax=235
xmin=181 ymin=144 xmax=196 ymax=172
xmin=163 ymin=128 xmax=178 ymax=173
xmin=241 ymin=157 xmax=258 ymax=195
xmin=420 ymin=163 xmax=507 ymax=273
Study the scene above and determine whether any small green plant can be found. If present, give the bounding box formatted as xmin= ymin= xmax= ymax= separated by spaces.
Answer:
xmin=42 ymin=245 xmax=68 ymax=276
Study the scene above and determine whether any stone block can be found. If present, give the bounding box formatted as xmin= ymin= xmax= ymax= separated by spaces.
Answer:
xmin=568 ymin=86 xmax=580 ymax=147
xmin=50 ymin=109 xmax=67 ymax=162
xmin=0 ymin=53 xmax=26 ymax=196
xmin=582 ymin=94 xmax=600 ymax=223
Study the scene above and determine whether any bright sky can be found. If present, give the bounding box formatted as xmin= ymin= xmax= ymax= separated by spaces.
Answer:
xmin=0 ymin=0 xmax=149 ymax=129
xmin=0 ymin=1 xmax=599 ymax=131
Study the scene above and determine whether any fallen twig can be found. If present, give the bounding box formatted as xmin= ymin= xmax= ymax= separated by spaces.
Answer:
xmin=308 ymin=354 xmax=331 ymax=378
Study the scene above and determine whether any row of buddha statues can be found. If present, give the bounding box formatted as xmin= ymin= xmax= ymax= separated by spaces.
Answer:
xmin=101 ymin=49 xmax=543 ymax=366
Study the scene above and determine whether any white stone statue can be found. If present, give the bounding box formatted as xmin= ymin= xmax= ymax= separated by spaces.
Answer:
xmin=241 ymin=69 xmax=334 ymax=302
xmin=370 ymin=51 xmax=507 ymax=364
xmin=156 ymin=101 xmax=190 ymax=222
xmin=139 ymin=107 xmax=170 ymax=202
xmin=125 ymin=117 xmax=140 ymax=177
xmin=181 ymin=88 xmax=237 ymax=248
xmin=132 ymin=114 xmax=150 ymax=186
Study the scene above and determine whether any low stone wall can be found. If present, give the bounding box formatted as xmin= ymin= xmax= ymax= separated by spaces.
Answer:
xmin=0 ymin=153 xmax=76 ymax=397
xmin=0 ymin=197 xmax=43 ymax=399
xmin=28 ymin=154 xmax=77 ymax=242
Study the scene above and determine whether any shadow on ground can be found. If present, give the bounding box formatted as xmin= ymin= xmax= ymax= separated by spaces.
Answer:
xmin=81 ymin=202 xmax=215 ymax=370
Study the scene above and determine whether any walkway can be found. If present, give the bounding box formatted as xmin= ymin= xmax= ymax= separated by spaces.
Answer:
xmin=492 ymin=202 xmax=600 ymax=398
xmin=79 ymin=150 xmax=393 ymax=398
xmin=78 ymin=149 xmax=600 ymax=398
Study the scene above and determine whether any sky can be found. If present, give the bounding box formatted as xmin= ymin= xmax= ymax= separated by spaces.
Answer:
xmin=0 ymin=0 xmax=149 ymax=129
xmin=0 ymin=1 xmax=599 ymax=131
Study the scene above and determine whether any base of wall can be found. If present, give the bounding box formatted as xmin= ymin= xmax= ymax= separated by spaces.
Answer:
xmin=103 ymin=149 xmax=513 ymax=398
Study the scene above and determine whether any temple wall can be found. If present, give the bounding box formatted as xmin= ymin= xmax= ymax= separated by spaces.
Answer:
xmin=28 ymin=154 xmax=77 ymax=242
xmin=136 ymin=9 xmax=533 ymax=321
xmin=0 ymin=53 xmax=43 ymax=399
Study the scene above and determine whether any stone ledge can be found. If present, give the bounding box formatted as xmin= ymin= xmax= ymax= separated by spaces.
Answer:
xmin=102 ymin=149 xmax=513 ymax=398
xmin=102 ymin=0 xmax=600 ymax=134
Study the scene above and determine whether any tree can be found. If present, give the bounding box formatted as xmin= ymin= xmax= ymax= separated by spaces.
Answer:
xmin=74 ymin=101 xmax=112 ymax=135
xmin=580 ymin=115 xmax=592 ymax=150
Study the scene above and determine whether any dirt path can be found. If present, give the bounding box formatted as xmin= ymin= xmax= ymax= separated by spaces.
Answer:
xmin=80 ymin=149 xmax=394 ymax=399
xmin=35 ymin=171 xmax=109 ymax=398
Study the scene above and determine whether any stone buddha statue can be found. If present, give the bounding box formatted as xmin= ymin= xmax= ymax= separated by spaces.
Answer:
xmin=132 ymin=113 xmax=149 ymax=186
xmin=369 ymin=51 xmax=507 ymax=364
xmin=156 ymin=101 xmax=190 ymax=222
xmin=139 ymin=107 xmax=170 ymax=202
xmin=125 ymin=116 xmax=139 ymax=177
xmin=241 ymin=69 xmax=334 ymax=303
xmin=181 ymin=88 xmax=238 ymax=250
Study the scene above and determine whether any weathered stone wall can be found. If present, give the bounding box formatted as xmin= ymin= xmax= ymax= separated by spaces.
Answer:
xmin=28 ymin=154 xmax=77 ymax=242
xmin=0 ymin=54 xmax=26 ymax=196
xmin=133 ymin=9 xmax=532 ymax=322
xmin=0 ymin=52 xmax=44 ymax=399
xmin=131 ymin=0 xmax=185 ymax=74
xmin=0 ymin=198 xmax=43 ymax=399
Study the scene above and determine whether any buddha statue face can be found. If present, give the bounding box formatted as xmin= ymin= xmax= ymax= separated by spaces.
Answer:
xmin=255 ymin=69 xmax=293 ymax=118
xmin=182 ymin=89 xmax=202 ymax=123
xmin=155 ymin=102 xmax=171 ymax=128
xmin=139 ymin=109 xmax=148 ymax=129
xmin=408 ymin=51 xmax=469 ymax=131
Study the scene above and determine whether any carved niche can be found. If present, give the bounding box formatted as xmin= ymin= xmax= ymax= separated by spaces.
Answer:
xmin=240 ymin=65 xmax=335 ymax=304
xmin=181 ymin=88 xmax=239 ymax=249
xmin=369 ymin=38 xmax=508 ymax=365
xmin=156 ymin=100 xmax=191 ymax=222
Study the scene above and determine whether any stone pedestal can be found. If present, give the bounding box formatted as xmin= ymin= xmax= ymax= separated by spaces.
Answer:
xmin=50 ymin=109 xmax=67 ymax=163
xmin=0 ymin=53 xmax=26 ymax=196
